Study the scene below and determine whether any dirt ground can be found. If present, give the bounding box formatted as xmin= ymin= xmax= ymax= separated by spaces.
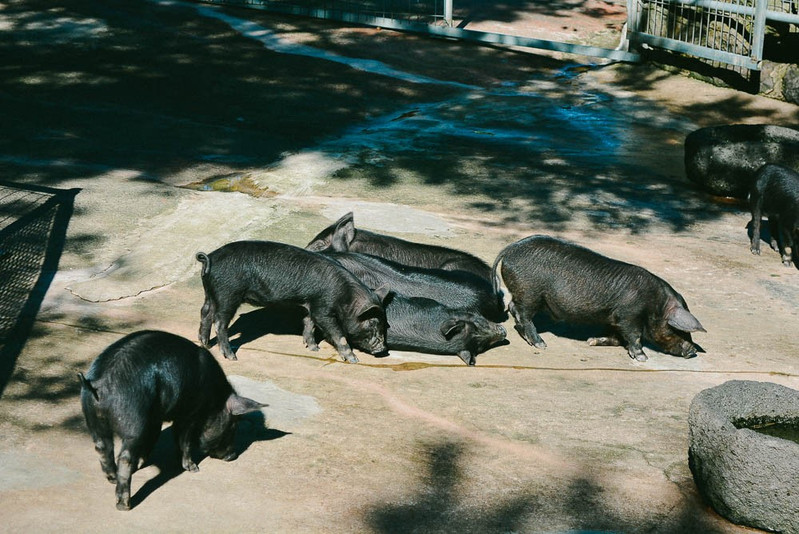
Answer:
xmin=1 ymin=0 xmax=798 ymax=532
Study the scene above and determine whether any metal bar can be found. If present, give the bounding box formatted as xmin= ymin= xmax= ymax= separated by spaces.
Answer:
xmin=750 ymin=0 xmax=768 ymax=63
xmin=628 ymin=29 xmax=761 ymax=68
xmin=443 ymin=0 xmax=452 ymax=26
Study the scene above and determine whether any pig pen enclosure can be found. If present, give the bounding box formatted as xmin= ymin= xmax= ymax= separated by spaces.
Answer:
xmin=1 ymin=0 xmax=799 ymax=532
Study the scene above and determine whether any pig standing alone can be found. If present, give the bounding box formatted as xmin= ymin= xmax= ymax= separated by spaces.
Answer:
xmin=197 ymin=240 xmax=388 ymax=363
xmin=749 ymin=163 xmax=799 ymax=269
xmin=79 ymin=330 xmax=265 ymax=510
xmin=493 ymin=236 xmax=705 ymax=361
xmin=307 ymin=212 xmax=493 ymax=281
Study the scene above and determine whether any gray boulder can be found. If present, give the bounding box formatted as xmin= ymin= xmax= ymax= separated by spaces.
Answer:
xmin=684 ymin=124 xmax=799 ymax=198
xmin=688 ymin=380 xmax=799 ymax=533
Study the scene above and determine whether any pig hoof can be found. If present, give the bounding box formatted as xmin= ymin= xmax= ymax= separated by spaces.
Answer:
xmin=633 ymin=353 xmax=648 ymax=362
xmin=116 ymin=499 xmax=131 ymax=511
xmin=223 ymin=353 xmax=238 ymax=361
xmin=342 ymin=354 xmax=359 ymax=364
xmin=750 ymin=247 xmax=760 ymax=255
xmin=533 ymin=340 xmax=547 ymax=349
xmin=306 ymin=344 xmax=320 ymax=352
xmin=183 ymin=461 xmax=199 ymax=473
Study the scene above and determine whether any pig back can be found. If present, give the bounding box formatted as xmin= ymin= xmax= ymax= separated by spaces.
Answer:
xmin=326 ymin=251 xmax=503 ymax=321
xmin=84 ymin=330 xmax=233 ymax=422
xmin=497 ymin=236 xmax=676 ymax=321
xmin=206 ymin=241 xmax=374 ymax=309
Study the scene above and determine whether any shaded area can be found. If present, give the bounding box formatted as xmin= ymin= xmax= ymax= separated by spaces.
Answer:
xmin=0 ymin=0 xmax=455 ymax=187
xmin=462 ymin=0 xmax=627 ymax=25
xmin=130 ymin=412 xmax=287 ymax=509
xmin=217 ymin=305 xmax=306 ymax=354
xmin=366 ymin=439 xmax=728 ymax=533
xmin=0 ymin=181 xmax=78 ymax=396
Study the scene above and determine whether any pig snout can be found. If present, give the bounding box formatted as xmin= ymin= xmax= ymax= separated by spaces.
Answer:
xmin=369 ymin=339 xmax=389 ymax=356
xmin=210 ymin=450 xmax=239 ymax=462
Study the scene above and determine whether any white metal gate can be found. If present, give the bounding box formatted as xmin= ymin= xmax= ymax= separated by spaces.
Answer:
xmin=626 ymin=0 xmax=799 ymax=71
xmin=195 ymin=0 xmax=641 ymax=62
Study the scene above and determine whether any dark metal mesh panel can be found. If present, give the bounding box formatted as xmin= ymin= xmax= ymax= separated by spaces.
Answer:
xmin=0 ymin=186 xmax=60 ymax=344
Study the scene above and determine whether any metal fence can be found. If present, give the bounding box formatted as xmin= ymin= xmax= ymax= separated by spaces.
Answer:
xmin=627 ymin=0 xmax=799 ymax=71
xmin=0 ymin=182 xmax=76 ymax=395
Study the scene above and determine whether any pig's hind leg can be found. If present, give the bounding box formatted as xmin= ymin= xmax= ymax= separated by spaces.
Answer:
xmin=587 ymin=334 xmax=623 ymax=347
xmin=508 ymin=300 xmax=547 ymax=349
xmin=213 ymin=301 xmax=240 ymax=360
xmin=301 ymin=305 xmax=320 ymax=351
xmin=81 ymin=393 xmax=118 ymax=483
xmin=198 ymin=296 xmax=215 ymax=347
xmin=112 ymin=415 xmax=161 ymax=510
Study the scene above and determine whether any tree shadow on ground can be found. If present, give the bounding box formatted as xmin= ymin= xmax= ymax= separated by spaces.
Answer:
xmin=0 ymin=0 xmax=455 ymax=189
xmin=129 ymin=412 xmax=288 ymax=509
xmin=460 ymin=0 xmax=626 ymax=25
xmin=366 ymin=438 xmax=728 ymax=533
xmin=206 ymin=305 xmax=306 ymax=356
xmin=0 ymin=182 xmax=79 ymax=397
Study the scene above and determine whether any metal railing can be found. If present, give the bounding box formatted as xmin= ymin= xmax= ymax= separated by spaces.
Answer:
xmin=196 ymin=0 xmax=641 ymax=62
xmin=627 ymin=0 xmax=799 ymax=71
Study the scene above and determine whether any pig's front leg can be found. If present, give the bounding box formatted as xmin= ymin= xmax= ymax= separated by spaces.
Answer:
xmin=314 ymin=315 xmax=359 ymax=363
xmin=457 ymin=350 xmax=476 ymax=366
xmin=173 ymin=422 xmax=199 ymax=472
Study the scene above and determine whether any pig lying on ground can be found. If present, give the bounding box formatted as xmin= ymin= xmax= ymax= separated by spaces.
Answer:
xmin=325 ymin=251 xmax=505 ymax=322
xmin=307 ymin=212 xmax=493 ymax=281
xmin=749 ymin=163 xmax=799 ymax=269
xmin=381 ymin=293 xmax=506 ymax=365
xmin=493 ymin=236 xmax=706 ymax=362
xmin=79 ymin=330 xmax=265 ymax=511
xmin=197 ymin=241 xmax=388 ymax=363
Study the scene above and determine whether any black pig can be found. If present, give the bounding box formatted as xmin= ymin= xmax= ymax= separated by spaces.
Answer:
xmin=383 ymin=293 xmax=506 ymax=365
xmin=493 ymin=236 xmax=706 ymax=361
xmin=78 ymin=330 xmax=265 ymax=510
xmin=325 ymin=251 xmax=505 ymax=322
xmin=307 ymin=212 xmax=493 ymax=281
xmin=197 ymin=241 xmax=388 ymax=363
xmin=749 ymin=163 xmax=799 ymax=269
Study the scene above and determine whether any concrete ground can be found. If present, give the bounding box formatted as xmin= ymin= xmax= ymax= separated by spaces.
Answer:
xmin=1 ymin=0 xmax=798 ymax=532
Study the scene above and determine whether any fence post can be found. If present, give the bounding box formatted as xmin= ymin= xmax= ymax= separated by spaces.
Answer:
xmin=750 ymin=0 xmax=767 ymax=65
xmin=444 ymin=0 xmax=453 ymax=26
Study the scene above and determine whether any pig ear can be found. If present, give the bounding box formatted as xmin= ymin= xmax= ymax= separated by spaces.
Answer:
xmin=331 ymin=213 xmax=356 ymax=251
xmin=441 ymin=318 xmax=467 ymax=339
xmin=226 ymin=394 xmax=267 ymax=416
xmin=667 ymin=306 xmax=706 ymax=333
xmin=373 ymin=284 xmax=391 ymax=304
xmin=356 ymin=299 xmax=384 ymax=320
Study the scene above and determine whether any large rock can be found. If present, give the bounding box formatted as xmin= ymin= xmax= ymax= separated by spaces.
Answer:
xmin=688 ymin=380 xmax=799 ymax=533
xmin=684 ymin=124 xmax=799 ymax=198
